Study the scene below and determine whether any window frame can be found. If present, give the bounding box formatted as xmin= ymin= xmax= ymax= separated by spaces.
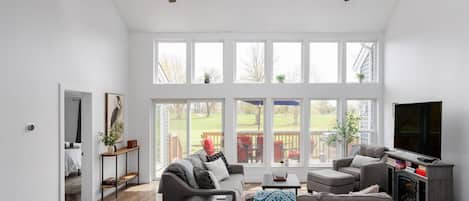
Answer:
xmin=191 ymin=41 xmax=225 ymax=84
xmin=344 ymin=41 xmax=378 ymax=83
xmin=234 ymin=41 xmax=267 ymax=84
xmin=308 ymin=41 xmax=341 ymax=84
xmin=271 ymin=41 xmax=304 ymax=84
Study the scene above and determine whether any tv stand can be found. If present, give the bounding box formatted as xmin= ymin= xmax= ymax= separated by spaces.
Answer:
xmin=417 ymin=157 xmax=437 ymax=163
xmin=385 ymin=150 xmax=454 ymax=201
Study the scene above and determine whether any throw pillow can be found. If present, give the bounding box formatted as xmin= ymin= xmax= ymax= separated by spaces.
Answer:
xmin=350 ymin=184 xmax=380 ymax=195
xmin=193 ymin=167 xmax=215 ymax=189
xmin=350 ymin=154 xmax=380 ymax=168
xmin=204 ymin=158 xmax=230 ymax=181
xmin=206 ymin=151 xmax=230 ymax=170
xmin=207 ymin=171 xmax=221 ymax=189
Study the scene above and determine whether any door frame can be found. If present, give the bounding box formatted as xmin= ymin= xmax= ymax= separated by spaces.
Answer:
xmin=59 ymin=84 xmax=93 ymax=201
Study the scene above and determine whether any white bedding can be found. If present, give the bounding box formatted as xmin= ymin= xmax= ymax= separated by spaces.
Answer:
xmin=65 ymin=147 xmax=81 ymax=176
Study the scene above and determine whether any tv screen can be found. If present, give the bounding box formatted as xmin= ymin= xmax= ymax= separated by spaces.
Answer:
xmin=394 ymin=102 xmax=442 ymax=159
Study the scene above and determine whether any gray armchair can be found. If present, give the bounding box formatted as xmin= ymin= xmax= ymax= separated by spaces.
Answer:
xmin=333 ymin=144 xmax=388 ymax=191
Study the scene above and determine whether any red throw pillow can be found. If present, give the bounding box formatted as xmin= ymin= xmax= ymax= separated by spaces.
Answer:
xmin=203 ymin=138 xmax=215 ymax=156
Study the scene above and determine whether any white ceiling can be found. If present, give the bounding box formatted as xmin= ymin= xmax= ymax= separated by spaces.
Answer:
xmin=112 ymin=0 xmax=397 ymax=33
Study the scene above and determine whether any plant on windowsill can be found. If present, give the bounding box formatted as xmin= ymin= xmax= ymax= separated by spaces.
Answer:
xmin=276 ymin=74 xmax=286 ymax=83
xmin=356 ymin=73 xmax=365 ymax=83
xmin=204 ymin=72 xmax=211 ymax=84
xmin=324 ymin=112 xmax=360 ymax=156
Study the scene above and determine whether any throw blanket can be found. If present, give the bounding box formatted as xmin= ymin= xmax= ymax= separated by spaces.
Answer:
xmin=254 ymin=190 xmax=296 ymax=201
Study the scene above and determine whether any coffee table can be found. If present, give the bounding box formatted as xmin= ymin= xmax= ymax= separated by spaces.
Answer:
xmin=262 ymin=174 xmax=301 ymax=195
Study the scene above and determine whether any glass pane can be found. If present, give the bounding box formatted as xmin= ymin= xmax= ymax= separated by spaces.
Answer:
xmin=346 ymin=42 xmax=376 ymax=83
xmin=236 ymin=100 xmax=264 ymax=164
xmin=236 ymin=42 xmax=265 ymax=83
xmin=347 ymin=100 xmax=375 ymax=131
xmin=190 ymin=101 xmax=223 ymax=153
xmin=346 ymin=100 xmax=375 ymax=154
xmin=310 ymin=43 xmax=339 ymax=83
xmin=273 ymin=42 xmax=302 ymax=83
xmin=156 ymin=42 xmax=187 ymax=84
xmin=194 ymin=42 xmax=223 ymax=84
xmin=310 ymin=100 xmax=337 ymax=164
xmin=273 ymin=100 xmax=301 ymax=165
xmin=154 ymin=103 xmax=187 ymax=177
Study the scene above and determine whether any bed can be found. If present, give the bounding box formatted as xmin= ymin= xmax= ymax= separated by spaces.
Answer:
xmin=65 ymin=142 xmax=82 ymax=177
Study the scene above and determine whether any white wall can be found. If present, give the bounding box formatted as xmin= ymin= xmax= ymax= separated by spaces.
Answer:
xmin=384 ymin=0 xmax=469 ymax=200
xmin=113 ymin=0 xmax=397 ymax=33
xmin=128 ymin=32 xmax=385 ymax=183
xmin=0 ymin=0 xmax=128 ymax=200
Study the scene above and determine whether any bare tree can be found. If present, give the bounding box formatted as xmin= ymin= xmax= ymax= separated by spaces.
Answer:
xmin=242 ymin=45 xmax=265 ymax=82
xmin=158 ymin=56 xmax=185 ymax=83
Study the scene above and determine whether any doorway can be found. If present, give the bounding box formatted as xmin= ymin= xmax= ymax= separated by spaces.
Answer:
xmin=59 ymin=88 xmax=92 ymax=201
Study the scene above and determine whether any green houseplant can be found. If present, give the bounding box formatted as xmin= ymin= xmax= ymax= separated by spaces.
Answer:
xmin=100 ymin=122 xmax=123 ymax=152
xmin=324 ymin=112 xmax=360 ymax=156
xmin=356 ymin=73 xmax=365 ymax=83
xmin=204 ymin=72 xmax=211 ymax=84
xmin=276 ymin=74 xmax=286 ymax=83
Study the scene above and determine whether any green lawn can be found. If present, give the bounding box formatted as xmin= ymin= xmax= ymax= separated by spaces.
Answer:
xmin=156 ymin=111 xmax=337 ymax=153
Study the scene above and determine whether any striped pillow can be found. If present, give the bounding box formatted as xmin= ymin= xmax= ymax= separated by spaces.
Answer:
xmin=206 ymin=151 xmax=230 ymax=171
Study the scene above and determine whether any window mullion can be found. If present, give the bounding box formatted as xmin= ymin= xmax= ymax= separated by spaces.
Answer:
xmin=186 ymin=101 xmax=191 ymax=157
xmin=265 ymin=41 xmax=273 ymax=84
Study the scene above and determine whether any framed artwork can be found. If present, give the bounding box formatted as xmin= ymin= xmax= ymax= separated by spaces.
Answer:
xmin=105 ymin=93 xmax=125 ymax=142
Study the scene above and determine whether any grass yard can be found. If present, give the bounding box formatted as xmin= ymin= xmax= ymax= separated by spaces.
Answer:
xmin=157 ymin=111 xmax=337 ymax=153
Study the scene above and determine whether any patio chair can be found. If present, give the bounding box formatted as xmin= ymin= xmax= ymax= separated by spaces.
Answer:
xmin=237 ymin=135 xmax=253 ymax=163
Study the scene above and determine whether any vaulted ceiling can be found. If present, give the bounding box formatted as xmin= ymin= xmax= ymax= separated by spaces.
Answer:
xmin=112 ymin=0 xmax=397 ymax=33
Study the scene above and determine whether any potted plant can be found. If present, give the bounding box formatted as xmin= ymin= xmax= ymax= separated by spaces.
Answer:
xmin=356 ymin=73 xmax=365 ymax=83
xmin=204 ymin=72 xmax=211 ymax=84
xmin=276 ymin=74 xmax=286 ymax=83
xmin=324 ymin=112 xmax=360 ymax=156
xmin=99 ymin=122 xmax=122 ymax=152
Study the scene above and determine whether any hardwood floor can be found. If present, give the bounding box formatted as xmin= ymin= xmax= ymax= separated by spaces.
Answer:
xmin=101 ymin=182 xmax=310 ymax=201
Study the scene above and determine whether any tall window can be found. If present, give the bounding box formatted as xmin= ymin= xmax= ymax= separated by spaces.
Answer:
xmin=235 ymin=42 xmax=265 ymax=83
xmin=194 ymin=42 xmax=223 ymax=84
xmin=154 ymin=100 xmax=224 ymax=177
xmin=272 ymin=99 xmax=301 ymax=165
xmin=190 ymin=101 xmax=224 ymax=152
xmin=236 ymin=99 xmax=264 ymax=164
xmin=273 ymin=42 xmax=302 ymax=83
xmin=154 ymin=102 xmax=187 ymax=176
xmin=346 ymin=42 xmax=376 ymax=83
xmin=156 ymin=42 xmax=187 ymax=84
xmin=310 ymin=100 xmax=338 ymax=165
xmin=309 ymin=43 xmax=339 ymax=83
xmin=346 ymin=100 xmax=376 ymax=152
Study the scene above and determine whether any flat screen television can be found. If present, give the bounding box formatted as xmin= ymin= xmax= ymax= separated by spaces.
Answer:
xmin=394 ymin=101 xmax=442 ymax=159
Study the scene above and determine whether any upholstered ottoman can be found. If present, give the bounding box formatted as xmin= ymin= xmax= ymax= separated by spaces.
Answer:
xmin=307 ymin=169 xmax=355 ymax=194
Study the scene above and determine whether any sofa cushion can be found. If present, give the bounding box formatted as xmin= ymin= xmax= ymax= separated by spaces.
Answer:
xmin=350 ymin=155 xmax=380 ymax=168
xmin=186 ymin=154 xmax=205 ymax=170
xmin=165 ymin=159 xmax=199 ymax=188
xmin=320 ymin=192 xmax=392 ymax=201
xmin=219 ymin=174 xmax=244 ymax=200
xmin=205 ymin=158 xmax=230 ymax=181
xmin=359 ymin=145 xmax=387 ymax=159
xmin=193 ymin=167 xmax=216 ymax=189
xmin=206 ymin=151 xmax=230 ymax=170
xmin=339 ymin=167 xmax=361 ymax=180
xmin=308 ymin=169 xmax=355 ymax=186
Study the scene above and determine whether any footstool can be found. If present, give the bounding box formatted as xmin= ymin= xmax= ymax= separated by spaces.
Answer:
xmin=307 ymin=169 xmax=355 ymax=194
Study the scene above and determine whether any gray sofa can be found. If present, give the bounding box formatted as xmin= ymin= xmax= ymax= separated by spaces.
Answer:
xmin=298 ymin=192 xmax=392 ymax=201
xmin=333 ymin=144 xmax=388 ymax=191
xmin=158 ymin=150 xmax=245 ymax=201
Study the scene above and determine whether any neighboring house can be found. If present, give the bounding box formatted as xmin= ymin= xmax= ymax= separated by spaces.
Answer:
xmin=352 ymin=43 xmax=375 ymax=81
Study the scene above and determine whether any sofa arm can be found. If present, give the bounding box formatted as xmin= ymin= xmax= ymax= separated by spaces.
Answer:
xmin=159 ymin=173 xmax=237 ymax=201
xmin=228 ymin=164 xmax=244 ymax=175
xmin=360 ymin=162 xmax=386 ymax=190
xmin=333 ymin=157 xmax=354 ymax=171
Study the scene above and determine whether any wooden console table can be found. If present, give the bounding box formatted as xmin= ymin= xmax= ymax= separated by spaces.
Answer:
xmin=101 ymin=146 xmax=140 ymax=200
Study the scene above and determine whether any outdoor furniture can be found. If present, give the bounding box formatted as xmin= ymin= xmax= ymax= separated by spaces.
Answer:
xmin=274 ymin=141 xmax=284 ymax=162
xmin=307 ymin=169 xmax=355 ymax=194
xmin=237 ymin=135 xmax=253 ymax=163
xmin=262 ymin=174 xmax=301 ymax=195
xmin=333 ymin=144 xmax=388 ymax=190
xmin=169 ymin=134 xmax=183 ymax=162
